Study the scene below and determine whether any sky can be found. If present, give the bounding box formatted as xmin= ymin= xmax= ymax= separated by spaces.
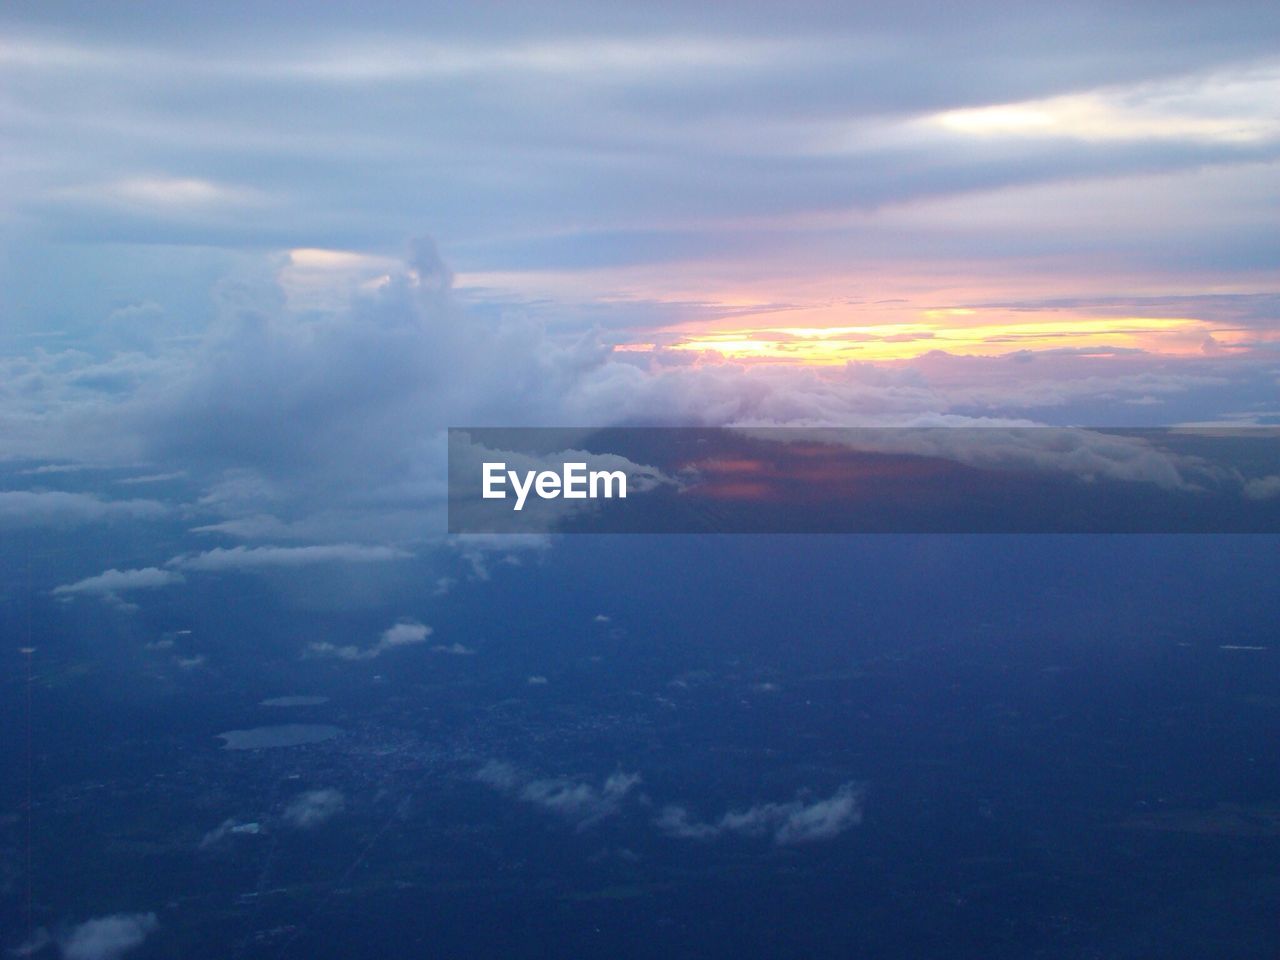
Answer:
xmin=1 ymin=1 xmax=1279 ymax=548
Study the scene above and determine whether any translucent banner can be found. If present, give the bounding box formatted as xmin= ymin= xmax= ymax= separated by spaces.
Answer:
xmin=447 ymin=427 xmax=1280 ymax=534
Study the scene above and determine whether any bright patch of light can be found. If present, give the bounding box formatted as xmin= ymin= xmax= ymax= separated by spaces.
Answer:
xmin=929 ymin=62 xmax=1280 ymax=144
xmin=642 ymin=314 xmax=1236 ymax=364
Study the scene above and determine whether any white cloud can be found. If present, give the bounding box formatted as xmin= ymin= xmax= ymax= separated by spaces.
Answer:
xmin=59 ymin=913 xmax=158 ymax=960
xmin=169 ymin=543 xmax=411 ymax=571
xmin=379 ymin=621 xmax=430 ymax=648
xmin=199 ymin=818 xmax=263 ymax=849
xmin=51 ymin=567 xmax=183 ymax=608
xmin=115 ymin=471 xmax=186 ymax=485
xmin=656 ymin=782 xmax=864 ymax=845
xmin=307 ymin=619 xmax=432 ymax=661
xmin=478 ymin=763 xmax=641 ymax=828
xmin=432 ymin=642 xmax=475 ymax=655
xmin=926 ymin=62 xmax=1280 ymax=145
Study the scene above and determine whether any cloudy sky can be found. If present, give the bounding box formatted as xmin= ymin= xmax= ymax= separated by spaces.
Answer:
xmin=2 ymin=2 xmax=1278 ymax=547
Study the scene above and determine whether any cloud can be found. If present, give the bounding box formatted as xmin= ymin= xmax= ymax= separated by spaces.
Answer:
xmin=307 ymin=619 xmax=432 ymax=661
xmin=451 ymin=534 xmax=552 ymax=581
xmin=656 ymin=782 xmax=865 ymax=845
xmin=7 ymin=6 xmax=1280 ymax=267
xmin=734 ymin=425 xmax=1213 ymax=491
xmin=51 ymin=567 xmax=183 ymax=609
xmin=478 ymin=762 xmax=641 ymax=829
xmin=169 ymin=543 xmax=412 ymax=571
xmin=0 ymin=490 xmax=167 ymax=528
xmin=3 ymin=242 xmax=1275 ymax=560
xmin=282 ymin=788 xmax=344 ymax=829
xmin=115 ymin=470 xmax=186 ymax=485
xmin=199 ymin=818 xmax=263 ymax=849
xmin=432 ymin=642 xmax=475 ymax=655
xmin=58 ymin=913 xmax=158 ymax=960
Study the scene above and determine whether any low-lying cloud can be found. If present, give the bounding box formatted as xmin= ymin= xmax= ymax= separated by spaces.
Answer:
xmin=51 ymin=567 xmax=183 ymax=610
xmin=656 ymin=782 xmax=865 ymax=845
xmin=307 ymin=619 xmax=432 ymax=661
xmin=478 ymin=761 xmax=641 ymax=829
xmin=282 ymin=788 xmax=345 ymax=829
xmin=169 ymin=543 xmax=412 ymax=571
xmin=58 ymin=912 xmax=158 ymax=960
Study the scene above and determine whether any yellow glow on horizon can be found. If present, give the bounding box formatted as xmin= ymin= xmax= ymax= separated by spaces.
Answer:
xmin=626 ymin=314 xmax=1230 ymax=364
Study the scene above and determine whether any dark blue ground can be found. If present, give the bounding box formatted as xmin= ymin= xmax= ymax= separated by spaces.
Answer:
xmin=3 ymin=535 xmax=1279 ymax=957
